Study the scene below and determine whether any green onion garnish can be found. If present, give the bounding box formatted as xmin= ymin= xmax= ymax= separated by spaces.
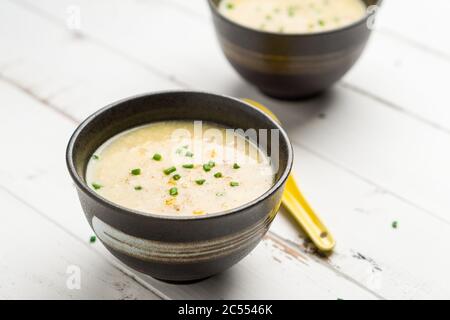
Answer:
xmin=92 ymin=155 xmax=99 ymax=160
xmin=183 ymin=164 xmax=194 ymax=169
xmin=226 ymin=3 xmax=234 ymax=10
xmin=131 ymin=168 xmax=141 ymax=176
xmin=164 ymin=167 xmax=176 ymax=175
xmin=134 ymin=186 xmax=143 ymax=191
xmin=185 ymin=151 xmax=194 ymax=157
xmin=89 ymin=235 xmax=96 ymax=243
xmin=203 ymin=161 xmax=215 ymax=172
xmin=92 ymin=183 xmax=103 ymax=190
xmin=318 ymin=19 xmax=325 ymax=26
xmin=214 ymin=172 xmax=223 ymax=178
xmin=169 ymin=187 xmax=178 ymax=196
xmin=392 ymin=221 xmax=398 ymax=229
xmin=153 ymin=153 xmax=162 ymax=161
xmin=196 ymin=179 xmax=206 ymax=185
xmin=230 ymin=182 xmax=239 ymax=187
xmin=173 ymin=174 xmax=181 ymax=181
xmin=233 ymin=163 xmax=240 ymax=169
xmin=288 ymin=6 xmax=296 ymax=17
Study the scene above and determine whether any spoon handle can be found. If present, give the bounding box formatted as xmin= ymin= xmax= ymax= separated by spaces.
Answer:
xmin=283 ymin=175 xmax=335 ymax=252
xmin=243 ymin=99 xmax=335 ymax=252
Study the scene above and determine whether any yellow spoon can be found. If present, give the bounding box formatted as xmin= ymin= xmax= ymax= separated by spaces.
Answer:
xmin=243 ymin=99 xmax=335 ymax=253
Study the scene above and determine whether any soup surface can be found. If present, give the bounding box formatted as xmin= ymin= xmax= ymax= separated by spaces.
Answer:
xmin=86 ymin=121 xmax=275 ymax=216
xmin=218 ymin=0 xmax=367 ymax=34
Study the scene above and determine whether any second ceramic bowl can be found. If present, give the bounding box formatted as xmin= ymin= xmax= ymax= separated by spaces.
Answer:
xmin=208 ymin=0 xmax=382 ymax=100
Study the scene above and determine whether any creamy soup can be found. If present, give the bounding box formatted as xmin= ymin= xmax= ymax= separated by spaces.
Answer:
xmin=218 ymin=0 xmax=367 ymax=34
xmin=86 ymin=121 xmax=275 ymax=216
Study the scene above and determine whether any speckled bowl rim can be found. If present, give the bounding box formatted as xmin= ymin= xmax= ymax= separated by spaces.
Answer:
xmin=207 ymin=0 xmax=383 ymax=37
xmin=66 ymin=91 xmax=293 ymax=221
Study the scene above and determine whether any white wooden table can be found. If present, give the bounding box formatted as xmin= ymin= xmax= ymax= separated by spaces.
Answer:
xmin=1 ymin=0 xmax=449 ymax=300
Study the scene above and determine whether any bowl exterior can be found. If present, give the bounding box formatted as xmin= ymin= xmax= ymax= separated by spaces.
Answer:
xmin=67 ymin=91 xmax=292 ymax=282
xmin=75 ymin=181 xmax=284 ymax=282
xmin=208 ymin=0 xmax=379 ymax=99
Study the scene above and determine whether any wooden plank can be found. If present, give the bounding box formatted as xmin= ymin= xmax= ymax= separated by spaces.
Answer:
xmin=274 ymin=146 xmax=450 ymax=299
xmin=13 ymin=0 xmax=450 ymax=224
xmin=376 ymin=0 xmax=450 ymax=58
xmin=169 ymin=0 xmax=450 ymax=135
xmin=15 ymin=0 xmax=450 ymax=135
xmin=0 ymin=189 xmax=160 ymax=300
xmin=0 ymin=78 xmax=378 ymax=299
xmin=0 ymin=74 xmax=441 ymax=300
xmin=4 ymin=0 xmax=450 ymax=299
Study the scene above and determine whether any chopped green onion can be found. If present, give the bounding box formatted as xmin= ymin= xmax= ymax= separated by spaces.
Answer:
xmin=92 ymin=183 xmax=103 ymax=190
xmin=214 ymin=172 xmax=223 ymax=178
xmin=89 ymin=235 xmax=96 ymax=243
xmin=230 ymin=182 xmax=239 ymax=187
xmin=92 ymin=155 xmax=99 ymax=160
xmin=203 ymin=161 xmax=215 ymax=172
xmin=318 ymin=19 xmax=325 ymax=26
xmin=173 ymin=174 xmax=181 ymax=181
xmin=288 ymin=6 xmax=296 ymax=17
xmin=134 ymin=186 xmax=143 ymax=191
xmin=183 ymin=164 xmax=194 ymax=169
xmin=131 ymin=168 xmax=141 ymax=176
xmin=392 ymin=221 xmax=398 ymax=229
xmin=233 ymin=163 xmax=240 ymax=169
xmin=169 ymin=187 xmax=178 ymax=196
xmin=195 ymin=179 xmax=206 ymax=185
xmin=226 ymin=3 xmax=234 ymax=10
xmin=152 ymin=153 xmax=162 ymax=161
xmin=164 ymin=167 xmax=176 ymax=175
xmin=185 ymin=151 xmax=194 ymax=157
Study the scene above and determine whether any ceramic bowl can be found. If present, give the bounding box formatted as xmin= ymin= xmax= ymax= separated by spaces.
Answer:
xmin=208 ymin=0 xmax=382 ymax=100
xmin=66 ymin=91 xmax=293 ymax=282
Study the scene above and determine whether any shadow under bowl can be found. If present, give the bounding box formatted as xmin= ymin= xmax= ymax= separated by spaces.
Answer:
xmin=208 ymin=0 xmax=382 ymax=100
xmin=66 ymin=91 xmax=293 ymax=282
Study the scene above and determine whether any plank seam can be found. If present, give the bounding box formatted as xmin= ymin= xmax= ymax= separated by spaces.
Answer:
xmin=0 ymin=184 xmax=168 ymax=300
xmin=340 ymin=81 xmax=450 ymax=137
xmin=378 ymin=27 xmax=450 ymax=63
xmin=266 ymin=232 xmax=385 ymax=300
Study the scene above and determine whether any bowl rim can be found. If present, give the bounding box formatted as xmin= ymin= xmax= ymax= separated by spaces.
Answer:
xmin=66 ymin=90 xmax=294 ymax=221
xmin=207 ymin=0 xmax=383 ymax=37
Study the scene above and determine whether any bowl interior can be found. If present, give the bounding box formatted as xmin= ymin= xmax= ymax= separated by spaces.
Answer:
xmin=68 ymin=92 xmax=292 ymax=211
xmin=209 ymin=0 xmax=382 ymax=34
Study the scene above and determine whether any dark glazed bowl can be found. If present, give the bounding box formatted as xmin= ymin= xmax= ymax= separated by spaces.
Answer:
xmin=66 ymin=91 xmax=293 ymax=282
xmin=208 ymin=0 xmax=382 ymax=100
